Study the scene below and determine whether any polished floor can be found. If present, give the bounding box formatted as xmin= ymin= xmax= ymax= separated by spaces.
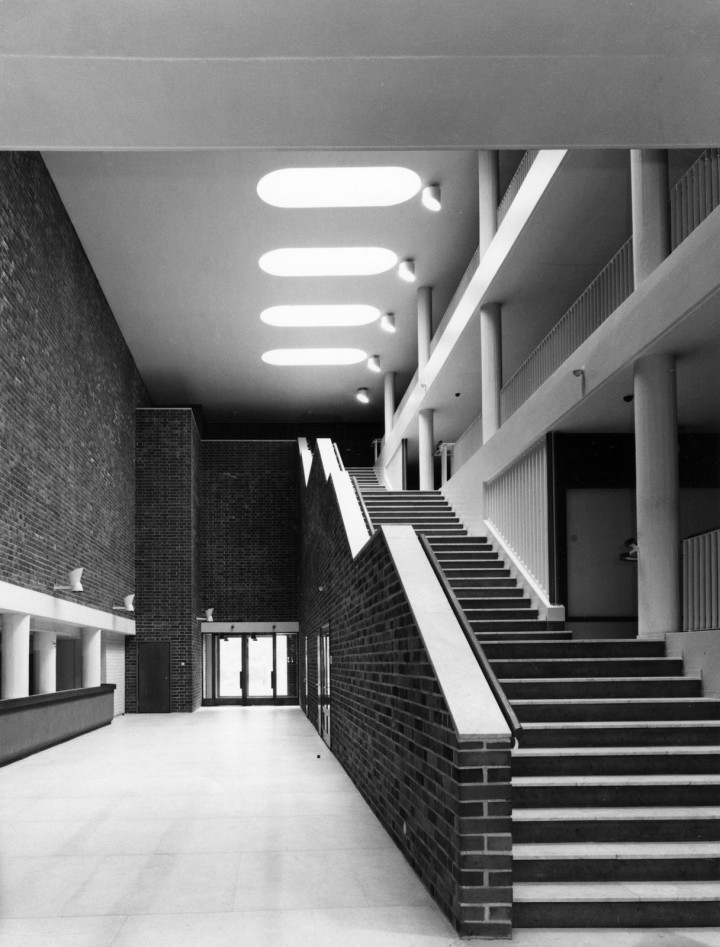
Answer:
xmin=0 ymin=707 xmax=718 ymax=947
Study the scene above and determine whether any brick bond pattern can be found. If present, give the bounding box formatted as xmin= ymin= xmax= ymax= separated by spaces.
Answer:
xmin=130 ymin=409 xmax=202 ymax=713
xmin=300 ymin=451 xmax=513 ymax=938
xmin=0 ymin=152 xmax=148 ymax=610
xmin=201 ymin=441 xmax=299 ymax=622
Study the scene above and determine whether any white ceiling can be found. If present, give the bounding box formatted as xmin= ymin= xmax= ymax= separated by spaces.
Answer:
xmin=3 ymin=1 xmax=720 ymax=426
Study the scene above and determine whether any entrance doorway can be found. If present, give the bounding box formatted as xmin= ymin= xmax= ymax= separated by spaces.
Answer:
xmin=202 ymin=632 xmax=298 ymax=705
xmin=318 ymin=624 xmax=331 ymax=747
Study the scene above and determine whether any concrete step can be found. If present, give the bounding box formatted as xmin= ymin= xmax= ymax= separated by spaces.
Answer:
xmin=432 ymin=552 xmax=500 ymax=563
xmin=449 ymin=572 xmax=512 ymax=585
xmin=476 ymin=631 xmax=574 ymax=643
xmin=513 ymin=841 xmax=720 ymax=882
xmin=519 ymin=719 xmax=720 ymax=747
xmin=512 ymin=695 xmax=716 ymax=722
xmin=512 ymin=806 xmax=720 ymax=842
xmin=513 ymin=746 xmax=720 ymax=778
xmin=512 ymin=881 xmax=720 ymax=927
xmin=490 ymin=657 xmax=685 ymax=678
xmin=500 ymin=675 xmax=702 ymax=700
xmin=471 ymin=619 xmax=565 ymax=633
xmin=512 ymin=774 xmax=720 ymax=809
xmin=482 ymin=639 xmax=667 ymax=660
xmin=456 ymin=588 xmax=525 ymax=602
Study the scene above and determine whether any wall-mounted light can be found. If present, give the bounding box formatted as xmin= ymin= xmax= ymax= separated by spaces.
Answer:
xmin=367 ymin=355 xmax=381 ymax=373
xmin=421 ymin=184 xmax=441 ymax=212
xmin=197 ymin=608 xmax=214 ymax=622
xmin=398 ymin=259 xmax=416 ymax=283
xmin=356 ymin=388 xmax=370 ymax=404
xmin=113 ymin=593 xmax=135 ymax=612
xmin=572 ymin=368 xmax=585 ymax=378
xmin=53 ymin=568 xmax=84 ymax=592
xmin=380 ymin=313 xmax=396 ymax=333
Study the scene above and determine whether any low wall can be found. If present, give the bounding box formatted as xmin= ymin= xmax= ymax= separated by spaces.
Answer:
xmin=0 ymin=685 xmax=115 ymax=765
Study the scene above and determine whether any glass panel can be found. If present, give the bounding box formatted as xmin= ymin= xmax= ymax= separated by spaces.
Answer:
xmin=202 ymin=635 xmax=214 ymax=700
xmin=276 ymin=634 xmax=288 ymax=696
xmin=247 ymin=636 xmax=273 ymax=697
xmin=218 ymin=637 xmax=243 ymax=698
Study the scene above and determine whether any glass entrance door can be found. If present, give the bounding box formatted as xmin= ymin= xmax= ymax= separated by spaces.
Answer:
xmin=204 ymin=633 xmax=298 ymax=705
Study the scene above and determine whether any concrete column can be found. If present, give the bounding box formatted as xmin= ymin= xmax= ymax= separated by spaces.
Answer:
xmin=480 ymin=303 xmax=502 ymax=442
xmin=33 ymin=632 xmax=57 ymax=695
xmin=634 ymin=354 xmax=680 ymax=638
xmin=384 ymin=371 xmax=396 ymax=440
xmin=631 ymin=149 xmax=669 ymax=284
xmin=418 ymin=409 xmax=435 ymax=491
xmin=478 ymin=150 xmax=499 ymax=258
xmin=81 ymin=627 xmax=102 ymax=687
xmin=417 ymin=286 xmax=432 ymax=373
xmin=1 ymin=613 xmax=31 ymax=699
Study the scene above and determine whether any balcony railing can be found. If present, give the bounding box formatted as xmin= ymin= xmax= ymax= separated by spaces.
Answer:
xmin=683 ymin=527 xmax=720 ymax=631
xmin=485 ymin=439 xmax=549 ymax=596
xmin=670 ymin=148 xmax=720 ymax=251
xmin=497 ymin=150 xmax=540 ymax=225
xmin=500 ymin=237 xmax=634 ymax=424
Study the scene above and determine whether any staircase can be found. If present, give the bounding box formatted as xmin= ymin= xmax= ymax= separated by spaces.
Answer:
xmin=351 ymin=470 xmax=720 ymax=929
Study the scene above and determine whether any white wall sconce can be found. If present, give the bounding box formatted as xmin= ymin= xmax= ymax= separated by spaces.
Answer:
xmin=398 ymin=259 xmax=416 ymax=282
xmin=380 ymin=313 xmax=396 ymax=333
xmin=197 ymin=608 xmax=214 ymax=622
xmin=421 ymin=184 xmax=441 ymax=212
xmin=367 ymin=355 xmax=381 ymax=373
xmin=53 ymin=568 xmax=84 ymax=592
xmin=356 ymin=388 xmax=370 ymax=404
xmin=113 ymin=593 xmax=135 ymax=612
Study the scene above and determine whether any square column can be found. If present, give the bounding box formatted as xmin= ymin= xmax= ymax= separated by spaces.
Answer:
xmin=634 ymin=354 xmax=681 ymax=637
xmin=1 ymin=613 xmax=31 ymax=699
xmin=33 ymin=631 xmax=57 ymax=694
xmin=81 ymin=627 xmax=102 ymax=687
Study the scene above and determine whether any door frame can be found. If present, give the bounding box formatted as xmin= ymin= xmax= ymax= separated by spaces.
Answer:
xmin=317 ymin=623 xmax=331 ymax=747
xmin=202 ymin=631 xmax=298 ymax=706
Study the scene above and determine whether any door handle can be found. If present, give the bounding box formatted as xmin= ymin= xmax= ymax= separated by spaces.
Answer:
xmin=239 ymin=672 xmax=243 ymax=691
xmin=271 ymin=670 xmax=275 ymax=690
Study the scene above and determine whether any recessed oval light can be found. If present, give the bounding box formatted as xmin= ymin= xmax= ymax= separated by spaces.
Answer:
xmin=259 ymin=247 xmax=397 ymax=277
xmin=257 ymin=167 xmax=421 ymax=208
xmin=260 ymin=305 xmax=380 ymax=328
xmin=262 ymin=348 xmax=367 ymax=366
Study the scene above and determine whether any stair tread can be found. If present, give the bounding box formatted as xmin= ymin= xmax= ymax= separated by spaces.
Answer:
xmin=513 ymin=774 xmax=720 ymax=786
xmin=513 ymin=805 xmax=720 ymax=821
xmin=500 ymin=675 xmax=701 ymax=683
xmin=513 ymin=841 xmax=720 ymax=859
xmin=522 ymin=720 xmax=720 ymax=730
xmin=514 ymin=745 xmax=720 ymax=757
xmin=513 ymin=881 xmax=720 ymax=902
xmin=514 ymin=695 xmax=715 ymax=706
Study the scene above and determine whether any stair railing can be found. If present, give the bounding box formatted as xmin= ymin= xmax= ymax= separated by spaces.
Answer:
xmin=352 ymin=476 xmax=376 ymax=536
xmin=418 ymin=533 xmax=522 ymax=742
xmin=682 ymin=527 xmax=720 ymax=631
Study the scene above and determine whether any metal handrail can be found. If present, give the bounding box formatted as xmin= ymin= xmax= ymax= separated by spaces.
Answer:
xmin=352 ymin=476 xmax=376 ymax=535
xmin=418 ymin=533 xmax=522 ymax=741
xmin=332 ymin=441 xmax=345 ymax=472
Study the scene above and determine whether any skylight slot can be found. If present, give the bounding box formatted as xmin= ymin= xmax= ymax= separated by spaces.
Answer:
xmin=259 ymin=247 xmax=397 ymax=277
xmin=260 ymin=305 xmax=380 ymax=328
xmin=262 ymin=348 xmax=367 ymax=366
xmin=257 ymin=167 xmax=421 ymax=208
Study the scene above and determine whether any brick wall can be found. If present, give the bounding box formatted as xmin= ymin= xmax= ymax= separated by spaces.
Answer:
xmin=130 ymin=408 xmax=202 ymax=713
xmin=0 ymin=152 xmax=148 ymax=610
xmin=201 ymin=441 xmax=299 ymax=621
xmin=299 ymin=449 xmax=513 ymax=938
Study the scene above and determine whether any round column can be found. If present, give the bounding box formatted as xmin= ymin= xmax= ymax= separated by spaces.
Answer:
xmin=33 ymin=632 xmax=57 ymax=694
xmin=480 ymin=303 xmax=502 ymax=442
xmin=634 ymin=353 xmax=680 ymax=637
xmin=81 ymin=627 xmax=102 ymax=687
xmin=631 ymin=149 xmax=669 ymax=284
xmin=478 ymin=150 xmax=499 ymax=257
xmin=418 ymin=409 xmax=435 ymax=491
xmin=1 ymin=613 xmax=31 ymax=699
xmin=417 ymin=287 xmax=432 ymax=373
xmin=384 ymin=371 xmax=396 ymax=440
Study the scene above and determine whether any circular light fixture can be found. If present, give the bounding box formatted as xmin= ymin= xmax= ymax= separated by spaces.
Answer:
xmin=259 ymin=247 xmax=397 ymax=277
xmin=262 ymin=348 xmax=367 ymax=366
xmin=367 ymin=355 xmax=381 ymax=373
xmin=380 ymin=313 xmax=396 ymax=333
xmin=356 ymin=388 xmax=370 ymax=404
xmin=260 ymin=305 xmax=380 ymax=328
xmin=398 ymin=259 xmax=416 ymax=282
xmin=421 ymin=184 xmax=442 ymax=212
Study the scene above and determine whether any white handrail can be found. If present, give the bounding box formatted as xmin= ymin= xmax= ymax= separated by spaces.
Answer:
xmin=670 ymin=148 xmax=720 ymax=251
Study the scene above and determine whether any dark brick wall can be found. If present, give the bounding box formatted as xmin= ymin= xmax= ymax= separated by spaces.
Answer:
xmin=0 ymin=152 xmax=149 ymax=610
xmin=205 ymin=422 xmax=382 ymax=467
xmin=299 ymin=449 xmax=513 ymax=938
xmin=201 ymin=441 xmax=298 ymax=621
xmin=130 ymin=409 xmax=202 ymax=713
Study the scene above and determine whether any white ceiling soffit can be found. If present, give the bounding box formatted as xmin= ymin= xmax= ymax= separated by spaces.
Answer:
xmin=1 ymin=0 xmax=719 ymax=149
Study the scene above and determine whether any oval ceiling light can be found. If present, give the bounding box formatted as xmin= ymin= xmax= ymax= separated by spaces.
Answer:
xmin=262 ymin=348 xmax=367 ymax=366
xmin=259 ymin=247 xmax=397 ymax=277
xmin=261 ymin=305 xmax=380 ymax=328
xmin=257 ymin=167 xmax=421 ymax=208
